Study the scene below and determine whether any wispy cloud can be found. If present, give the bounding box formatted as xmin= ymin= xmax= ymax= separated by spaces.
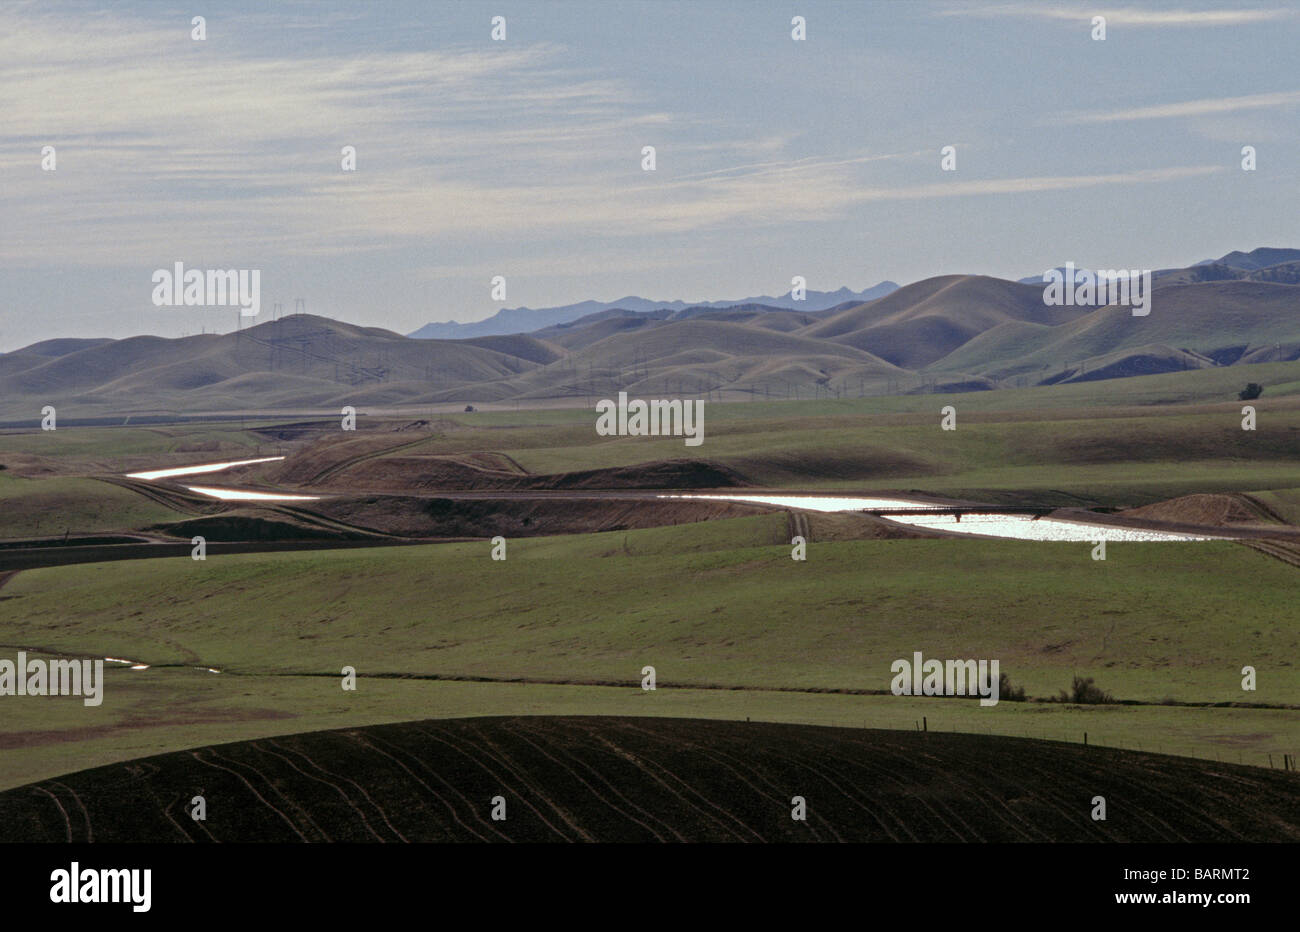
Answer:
xmin=0 ymin=6 xmax=1253 ymax=274
xmin=670 ymin=149 xmax=936 ymax=184
xmin=1068 ymin=89 xmax=1300 ymax=123
xmin=0 ymin=8 xmax=952 ymax=263
xmin=939 ymin=4 xmax=1294 ymax=26
xmin=0 ymin=7 xmax=656 ymax=262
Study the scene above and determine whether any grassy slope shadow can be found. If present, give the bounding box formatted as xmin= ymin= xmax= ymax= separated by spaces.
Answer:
xmin=1 ymin=716 xmax=1297 ymax=843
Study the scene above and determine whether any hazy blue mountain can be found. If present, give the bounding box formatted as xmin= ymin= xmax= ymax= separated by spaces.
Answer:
xmin=1018 ymin=266 xmax=1094 ymax=285
xmin=408 ymin=282 xmax=899 ymax=339
xmin=1024 ymin=249 xmax=1300 ymax=286
xmin=1194 ymin=247 xmax=1300 ymax=271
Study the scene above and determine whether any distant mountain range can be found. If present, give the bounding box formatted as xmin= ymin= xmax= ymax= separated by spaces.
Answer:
xmin=1195 ymin=247 xmax=1300 ymax=271
xmin=1020 ymin=247 xmax=1300 ymax=284
xmin=1019 ymin=266 xmax=1097 ymax=286
xmin=424 ymin=247 xmax=1300 ymax=342
xmin=408 ymin=282 xmax=900 ymax=340
xmin=3 ymin=248 xmax=1298 ymax=419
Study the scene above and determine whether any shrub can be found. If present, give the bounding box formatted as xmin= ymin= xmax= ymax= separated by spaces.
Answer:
xmin=998 ymin=672 xmax=1026 ymax=702
xmin=1057 ymin=675 xmax=1113 ymax=705
xmin=1239 ymin=383 xmax=1264 ymax=401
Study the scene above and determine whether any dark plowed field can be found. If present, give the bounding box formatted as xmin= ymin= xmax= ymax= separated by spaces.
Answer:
xmin=2 ymin=716 xmax=1297 ymax=842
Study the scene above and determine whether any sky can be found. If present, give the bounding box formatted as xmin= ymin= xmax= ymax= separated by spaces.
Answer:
xmin=2 ymin=0 xmax=1299 ymax=350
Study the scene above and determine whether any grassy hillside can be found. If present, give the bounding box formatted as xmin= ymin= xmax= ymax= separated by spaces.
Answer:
xmin=2 ymin=518 xmax=1294 ymax=705
xmin=934 ymin=281 xmax=1300 ymax=379
xmin=802 ymin=275 xmax=1080 ymax=369
xmin=0 ymin=315 xmax=552 ymax=418
xmin=1249 ymin=488 xmax=1300 ymax=524
xmin=383 ymin=392 xmax=1300 ymax=502
xmin=0 ymin=473 xmax=188 ymax=538
xmin=3 ymin=273 xmax=1298 ymax=417
xmin=2 ymin=512 xmax=1295 ymax=790
xmin=0 ymin=424 xmax=270 ymax=467
xmin=6 ymin=369 xmax=1299 ymax=507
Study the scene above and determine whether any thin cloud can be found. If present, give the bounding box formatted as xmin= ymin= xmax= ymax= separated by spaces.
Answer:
xmin=847 ymin=165 xmax=1223 ymax=201
xmin=671 ymin=149 xmax=937 ymax=184
xmin=939 ymin=4 xmax=1294 ymax=26
xmin=1069 ymin=89 xmax=1300 ymax=123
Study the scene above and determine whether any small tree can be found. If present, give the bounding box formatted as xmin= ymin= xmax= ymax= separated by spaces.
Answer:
xmin=1239 ymin=383 xmax=1264 ymax=401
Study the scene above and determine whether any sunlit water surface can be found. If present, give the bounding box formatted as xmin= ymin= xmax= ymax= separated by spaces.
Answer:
xmin=123 ymin=456 xmax=318 ymax=501
xmin=125 ymin=456 xmax=285 ymax=480
xmin=660 ymin=493 xmax=1222 ymax=542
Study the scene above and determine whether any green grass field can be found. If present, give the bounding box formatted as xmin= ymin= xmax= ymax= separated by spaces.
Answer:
xmin=0 ymin=424 xmax=269 ymax=460
xmin=1 ymin=515 xmax=1295 ymax=788
xmin=3 ymin=516 xmax=1291 ymax=703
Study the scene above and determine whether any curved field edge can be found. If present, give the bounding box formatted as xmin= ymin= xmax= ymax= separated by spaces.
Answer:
xmin=1 ymin=673 xmax=1294 ymax=794
xmin=1 ymin=716 xmax=1296 ymax=843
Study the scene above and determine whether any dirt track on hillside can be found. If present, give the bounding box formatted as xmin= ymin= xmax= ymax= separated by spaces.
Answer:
xmin=1119 ymin=492 xmax=1287 ymax=527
